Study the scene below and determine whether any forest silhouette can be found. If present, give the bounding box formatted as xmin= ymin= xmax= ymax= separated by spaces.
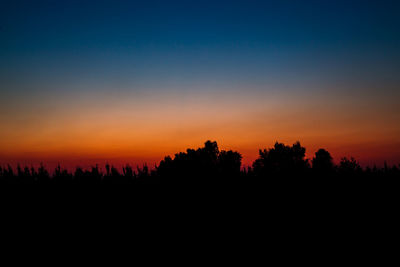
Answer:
xmin=1 ymin=140 xmax=399 ymax=184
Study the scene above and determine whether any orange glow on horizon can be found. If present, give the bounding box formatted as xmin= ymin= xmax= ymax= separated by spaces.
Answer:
xmin=1 ymin=89 xmax=399 ymax=169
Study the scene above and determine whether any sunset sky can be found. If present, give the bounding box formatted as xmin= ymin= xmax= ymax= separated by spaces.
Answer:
xmin=1 ymin=0 xmax=400 ymax=169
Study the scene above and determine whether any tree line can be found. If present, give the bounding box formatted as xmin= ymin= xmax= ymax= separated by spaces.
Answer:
xmin=1 ymin=140 xmax=399 ymax=184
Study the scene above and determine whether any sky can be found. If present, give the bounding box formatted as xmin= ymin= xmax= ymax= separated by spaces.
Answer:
xmin=1 ymin=0 xmax=400 ymax=169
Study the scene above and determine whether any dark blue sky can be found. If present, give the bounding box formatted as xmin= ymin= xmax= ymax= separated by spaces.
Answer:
xmin=1 ymin=0 xmax=400 ymax=94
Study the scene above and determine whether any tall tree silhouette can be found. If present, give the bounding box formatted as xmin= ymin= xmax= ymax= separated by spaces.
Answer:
xmin=312 ymin=149 xmax=334 ymax=175
xmin=252 ymin=141 xmax=309 ymax=178
xmin=155 ymin=140 xmax=242 ymax=183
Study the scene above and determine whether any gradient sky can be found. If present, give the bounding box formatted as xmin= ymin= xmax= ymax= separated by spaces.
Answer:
xmin=1 ymin=0 xmax=400 ymax=169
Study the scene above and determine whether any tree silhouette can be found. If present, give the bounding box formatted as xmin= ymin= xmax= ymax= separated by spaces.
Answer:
xmin=338 ymin=157 xmax=362 ymax=177
xmin=312 ymin=149 xmax=334 ymax=175
xmin=252 ymin=141 xmax=309 ymax=178
xmin=155 ymin=140 xmax=242 ymax=184
xmin=218 ymin=150 xmax=242 ymax=177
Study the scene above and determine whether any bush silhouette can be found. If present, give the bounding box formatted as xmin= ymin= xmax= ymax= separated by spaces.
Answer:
xmin=338 ymin=157 xmax=362 ymax=176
